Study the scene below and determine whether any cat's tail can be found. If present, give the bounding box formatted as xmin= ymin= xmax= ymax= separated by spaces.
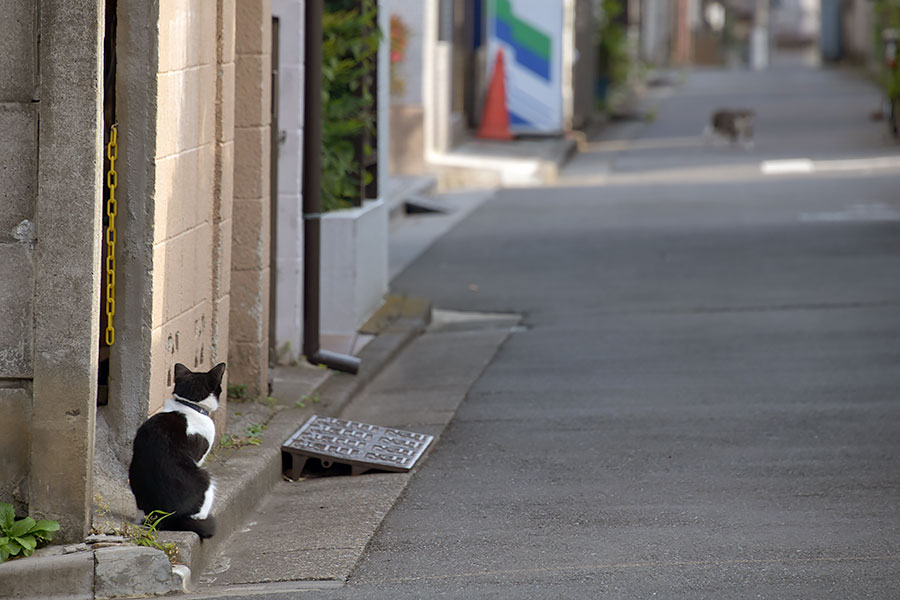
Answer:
xmin=157 ymin=514 xmax=217 ymax=539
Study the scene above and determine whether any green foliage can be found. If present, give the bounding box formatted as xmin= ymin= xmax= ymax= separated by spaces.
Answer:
xmin=296 ymin=393 xmax=320 ymax=409
xmin=595 ymin=0 xmax=629 ymax=87
xmin=219 ymin=422 xmax=266 ymax=449
xmin=92 ymin=496 xmax=179 ymax=564
xmin=874 ymin=0 xmax=900 ymax=97
xmin=245 ymin=423 xmax=266 ymax=438
xmin=322 ymin=0 xmax=380 ymax=211
xmin=227 ymin=382 xmax=248 ymax=401
xmin=0 ymin=502 xmax=60 ymax=562
xmin=131 ymin=511 xmax=178 ymax=563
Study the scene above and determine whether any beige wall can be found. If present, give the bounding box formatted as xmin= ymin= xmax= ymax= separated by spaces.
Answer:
xmin=150 ymin=0 xmax=234 ymax=431
xmin=229 ymin=0 xmax=272 ymax=399
xmin=0 ymin=0 xmax=273 ymax=536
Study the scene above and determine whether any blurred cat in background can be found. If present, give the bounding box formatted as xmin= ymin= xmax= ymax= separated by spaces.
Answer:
xmin=704 ymin=109 xmax=755 ymax=148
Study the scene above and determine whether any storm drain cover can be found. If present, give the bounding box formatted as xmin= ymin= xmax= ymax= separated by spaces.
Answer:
xmin=281 ymin=416 xmax=434 ymax=479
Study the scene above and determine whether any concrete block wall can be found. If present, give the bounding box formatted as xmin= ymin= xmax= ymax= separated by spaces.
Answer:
xmin=149 ymin=0 xmax=223 ymax=417
xmin=0 ymin=1 xmax=38 ymax=513
xmin=94 ymin=0 xmax=237 ymax=519
xmin=230 ymin=0 xmax=272 ymax=398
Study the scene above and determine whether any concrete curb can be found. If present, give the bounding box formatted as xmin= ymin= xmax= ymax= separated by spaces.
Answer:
xmin=0 ymin=543 xmax=184 ymax=600
xmin=430 ymin=137 xmax=577 ymax=191
xmin=162 ymin=298 xmax=432 ymax=582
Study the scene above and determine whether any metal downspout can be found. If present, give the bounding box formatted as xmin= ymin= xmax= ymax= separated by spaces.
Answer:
xmin=302 ymin=0 xmax=361 ymax=374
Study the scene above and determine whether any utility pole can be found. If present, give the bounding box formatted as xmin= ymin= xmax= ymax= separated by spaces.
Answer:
xmin=750 ymin=0 xmax=769 ymax=70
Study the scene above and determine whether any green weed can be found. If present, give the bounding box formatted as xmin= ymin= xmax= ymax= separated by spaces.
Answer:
xmin=0 ymin=502 xmax=59 ymax=562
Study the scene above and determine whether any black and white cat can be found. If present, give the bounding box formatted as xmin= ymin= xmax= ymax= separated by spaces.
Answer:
xmin=128 ymin=362 xmax=226 ymax=539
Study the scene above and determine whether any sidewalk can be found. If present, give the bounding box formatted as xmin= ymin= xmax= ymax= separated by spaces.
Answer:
xmin=0 ymin=174 xmax=508 ymax=599
xmin=191 ymin=309 xmax=520 ymax=592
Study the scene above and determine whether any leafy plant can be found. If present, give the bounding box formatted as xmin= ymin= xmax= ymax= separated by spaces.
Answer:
xmin=296 ymin=393 xmax=320 ymax=409
xmin=92 ymin=496 xmax=178 ymax=564
xmin=245 ymin=423 xmax=266 ymax=439
xmin=0 ymin=502 xmax=60 ymax=562
xmin=874 ymin=0 xmax=900 ymax=97
xmin=322 ymin=0 xmax=381 ymax=211
xmin=595 ymin=0 xmax=629 ymax=89
xmin=131 ymin=511 xmax=178 ymax=563
xmin=219 ymin=422 xmax=266 ymax=449
xmin=227 ymin=382 xmax=248 ymax=401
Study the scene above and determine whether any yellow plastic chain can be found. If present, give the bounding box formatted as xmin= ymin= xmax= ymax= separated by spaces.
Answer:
xmin=105 ymin=124 xmax=118 ymax=345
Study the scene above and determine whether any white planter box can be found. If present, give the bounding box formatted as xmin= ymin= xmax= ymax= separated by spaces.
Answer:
xmin=320 ymin=198 xmax=388 ymax=340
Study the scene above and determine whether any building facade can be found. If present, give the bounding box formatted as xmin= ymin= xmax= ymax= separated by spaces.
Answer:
xmin=1 ymin=0 xmax=389 ymax=542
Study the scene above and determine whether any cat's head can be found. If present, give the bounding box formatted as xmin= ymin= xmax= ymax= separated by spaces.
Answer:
xmin=173 ymin=362 xmax=226 ymax=413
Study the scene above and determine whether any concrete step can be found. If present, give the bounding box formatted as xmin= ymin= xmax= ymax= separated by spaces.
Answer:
xmin=385 ymin=174 xmax=438 ymax=220
xmin=430 ymin=136 xmax=577 ymax=191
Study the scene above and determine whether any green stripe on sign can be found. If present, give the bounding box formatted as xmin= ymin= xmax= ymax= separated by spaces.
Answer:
xmin=496 ymin=0 xmax=551 ymax=61
xmin=496 ymin=0 xmax=512 ymax=21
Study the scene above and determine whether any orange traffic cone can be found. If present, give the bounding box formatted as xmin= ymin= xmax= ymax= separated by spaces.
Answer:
xmin=477 ymin=49 xmax=514 ymax=140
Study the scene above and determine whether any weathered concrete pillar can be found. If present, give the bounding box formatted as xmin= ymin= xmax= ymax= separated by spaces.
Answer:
xmin=105 ymin=0 xmax=159 ymax=463
xmin=212 ymin=0 xmax=237 ymax=425
xmin=32 ymin=0 xmax=105 ymax=542
xmin=230 ymin=0 xmax=272 ymax=399
xmin=0 ymin=0 xmax=39 ymax=514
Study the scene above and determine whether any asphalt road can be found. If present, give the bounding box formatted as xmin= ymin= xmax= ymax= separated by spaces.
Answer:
xmin=199 ymin=61 xmax=900 ymax=598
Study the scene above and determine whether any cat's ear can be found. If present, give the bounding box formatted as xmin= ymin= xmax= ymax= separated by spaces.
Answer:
xmin=174 ymin=363 xmax=191 ymax=381
xmin=209 ymin=362 xmax=226 ymax=385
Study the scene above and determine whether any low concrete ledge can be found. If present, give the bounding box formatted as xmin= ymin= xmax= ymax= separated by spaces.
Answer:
xmin=428 ymin=136 xmax=577 ymax=191
xmin=0 ymin=550 xmax=93 ymax=600
xmin=94 ymin=546 xmax=183 ymax=599
xmin=0 ymin=544 xmax=182 ymax=600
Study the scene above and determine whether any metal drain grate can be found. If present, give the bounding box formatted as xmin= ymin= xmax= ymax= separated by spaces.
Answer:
xmin=281 ymin=416 xmax=434 ymax=479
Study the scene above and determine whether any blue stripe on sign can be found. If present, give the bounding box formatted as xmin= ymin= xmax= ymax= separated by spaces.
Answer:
xmin=495 ymin=17 xmax=514 ymax=45
xmin=508 ymin=110 xmax=532 ymax=126
xmin=514 ymin=43 xmax=550 ymax=80
xmin=494 ymin=13 xmax=550 ymax=81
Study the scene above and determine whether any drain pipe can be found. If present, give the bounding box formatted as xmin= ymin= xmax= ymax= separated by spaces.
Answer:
xmin=302 ymin=0 xmax=361 ymax=374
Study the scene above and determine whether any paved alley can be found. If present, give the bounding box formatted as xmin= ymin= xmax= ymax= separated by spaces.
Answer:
xmin=193 ymin=61 xmax=900 ymax=599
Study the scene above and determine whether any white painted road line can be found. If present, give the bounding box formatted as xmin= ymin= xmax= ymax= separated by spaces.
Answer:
xmin=760 ymin=159 xmax=814 ymax=175
xmin=761 ymin=155 xmax=900 ymax=176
